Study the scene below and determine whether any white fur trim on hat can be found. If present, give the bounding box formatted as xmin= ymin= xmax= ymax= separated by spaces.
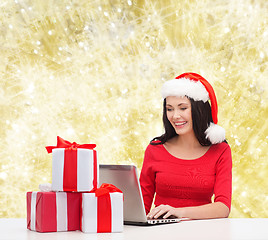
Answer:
xmin=161 ymin=78 xmax=209 ymax=102
xmin=205 ymin=123 xmax=226 ymax=144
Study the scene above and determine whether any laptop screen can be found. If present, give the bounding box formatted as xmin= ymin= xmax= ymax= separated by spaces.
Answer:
xmin=99 ymin=164 xmax=148 ymax=223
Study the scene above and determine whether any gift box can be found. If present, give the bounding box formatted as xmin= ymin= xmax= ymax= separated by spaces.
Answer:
xmin=46 ymin=136 xmax=99 ymax=192
xmin=27 ymin=191 xmax=81 ymax=232
xmin=81 ymin=184 xmax=124 ymax=233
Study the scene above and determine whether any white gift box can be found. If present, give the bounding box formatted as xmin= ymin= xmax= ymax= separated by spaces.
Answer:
xmin=81 ymin=192 xmax=124 ymax=233
xmin=52 ymin=148 xmax=99 ymax=192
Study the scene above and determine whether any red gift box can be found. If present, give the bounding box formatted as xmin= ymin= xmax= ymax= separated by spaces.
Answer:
xmin=46 ymin=136 xmax=98 ymax=192
xmin=81 ymin=184 xmax=124 ymax=233
xmin=27 ymin=191 xmax=81 ymax=232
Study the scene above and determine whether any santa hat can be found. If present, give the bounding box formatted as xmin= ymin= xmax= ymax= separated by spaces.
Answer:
xmin=161 ymin=72 xmax=225 ymax=144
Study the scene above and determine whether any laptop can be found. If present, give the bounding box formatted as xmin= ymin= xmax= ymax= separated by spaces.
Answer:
xmin=99 ymin=164 xmax=182 ymax=225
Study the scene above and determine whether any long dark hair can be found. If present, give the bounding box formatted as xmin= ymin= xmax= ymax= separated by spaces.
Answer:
xmin=151 ymin=98 xmax=213 ymax=146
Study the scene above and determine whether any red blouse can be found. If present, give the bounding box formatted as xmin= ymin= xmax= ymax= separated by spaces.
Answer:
xmin=140 ymin=142 xmax=232 ymax=214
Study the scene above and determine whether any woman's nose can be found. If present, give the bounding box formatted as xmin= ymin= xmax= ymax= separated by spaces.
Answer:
xmin=173 ymin=110 xmax=181 ymax=119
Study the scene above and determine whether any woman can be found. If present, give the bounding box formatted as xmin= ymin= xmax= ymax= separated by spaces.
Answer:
xmin=140 ymin=72 xmax=232 ymax=220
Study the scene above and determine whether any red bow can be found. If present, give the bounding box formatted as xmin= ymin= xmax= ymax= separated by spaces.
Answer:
xmin=46 ymin=136 xmax=96 ymax=153
xmin=90 ymin=183 xmax=123 ymax=197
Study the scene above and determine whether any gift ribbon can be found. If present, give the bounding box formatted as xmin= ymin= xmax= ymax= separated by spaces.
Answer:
xmin=90 ymin=184 xmax=123 ymax=233
xmin=91 ymin=183 xmax=123 ymax=197
xmin=30 ymin=192 xmax=37 ymax=231
xmin=39 ymin=183 xmax=52 ymax=192
xmin=64 ymin=149 xmax=78 ymax=191
xmin=46 ymin=136 xmax=97 ymax=192
xmin=45 ymin=136 xmax=96 ymax=153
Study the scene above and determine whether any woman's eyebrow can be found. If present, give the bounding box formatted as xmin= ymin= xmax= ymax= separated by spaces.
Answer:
xmin=178 ymin=103 xmax=189 ymax=106
xmin=166 ymin=103 xmax=189 ymax=107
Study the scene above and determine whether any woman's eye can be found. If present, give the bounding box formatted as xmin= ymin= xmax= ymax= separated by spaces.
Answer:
xmin=180 ymin=107 xmax=187 ymax=110
xmin=167 ymin=108 xmax=173 ymax=111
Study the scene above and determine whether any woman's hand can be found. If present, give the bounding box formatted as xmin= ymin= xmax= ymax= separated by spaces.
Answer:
xmin=147 ymin=202 xmax=230 ymax=220
xmin=147 ymin=204 xmax=184 ymax=219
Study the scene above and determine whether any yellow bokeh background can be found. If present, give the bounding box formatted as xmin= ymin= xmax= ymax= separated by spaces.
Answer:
xmin=0 ymin=0 xmax=267 ymax=218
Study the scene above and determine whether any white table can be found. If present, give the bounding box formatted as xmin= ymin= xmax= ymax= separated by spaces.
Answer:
xmin=0 ymin=218 xmax=267 ymax=240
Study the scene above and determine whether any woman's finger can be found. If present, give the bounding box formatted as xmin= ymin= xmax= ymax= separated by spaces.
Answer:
xmin=147 ymin=206 xmax=165 ymax=219
xmin=154 ymin=209 xmax=168 ymax=219
xmin=163 ymin=210 xmax=171 ymax=219
xmin=147 ymin=208 xmax=161 ymax=219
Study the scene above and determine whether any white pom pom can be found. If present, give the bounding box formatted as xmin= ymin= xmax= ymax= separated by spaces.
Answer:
xmin=39 ymin=183 xmax=52 ymax=192
xmin=205 ymin=123 xmax=225 ymax=144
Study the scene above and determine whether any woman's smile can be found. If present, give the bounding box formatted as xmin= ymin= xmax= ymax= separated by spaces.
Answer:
xmin=174 ymin=121 xmax=187 ymax=128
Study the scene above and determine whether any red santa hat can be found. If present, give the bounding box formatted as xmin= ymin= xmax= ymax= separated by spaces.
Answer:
xmin=161 ymin=72 xmax=225 ymax=144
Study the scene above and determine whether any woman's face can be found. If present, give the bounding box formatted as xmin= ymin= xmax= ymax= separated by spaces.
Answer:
xmin=166 ymin=96 xmax=193 ymax=136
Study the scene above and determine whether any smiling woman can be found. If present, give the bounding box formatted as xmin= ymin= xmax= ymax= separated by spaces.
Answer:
xmin=140 ymin=72 xmax=232 ymax=220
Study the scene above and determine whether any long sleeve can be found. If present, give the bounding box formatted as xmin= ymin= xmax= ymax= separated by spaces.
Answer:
xmin=214 ymin=144 xmax=232 ymax=210
xmin=139 ymin=146 xmax=156 ymax=214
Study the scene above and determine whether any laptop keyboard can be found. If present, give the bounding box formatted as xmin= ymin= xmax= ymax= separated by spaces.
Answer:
xmin=148 ymin=218 xmax=178 ymax=224
xmin=147 ymin=214 xmax=179 ymax=224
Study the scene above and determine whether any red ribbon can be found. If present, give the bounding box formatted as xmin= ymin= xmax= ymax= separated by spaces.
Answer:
xmin=63 ymin=148 xmax=78 ymax=191
xmin=90 ymin=183 xmax=123 ymax=197
xmin=45 ymin=136 xmax=96 ymax=153
xmin=90 ymin=184 xmax=123 ymax=233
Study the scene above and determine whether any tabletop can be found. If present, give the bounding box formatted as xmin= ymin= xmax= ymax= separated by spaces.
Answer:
xmin=0 ymin=218 xmax=268 ymax=240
